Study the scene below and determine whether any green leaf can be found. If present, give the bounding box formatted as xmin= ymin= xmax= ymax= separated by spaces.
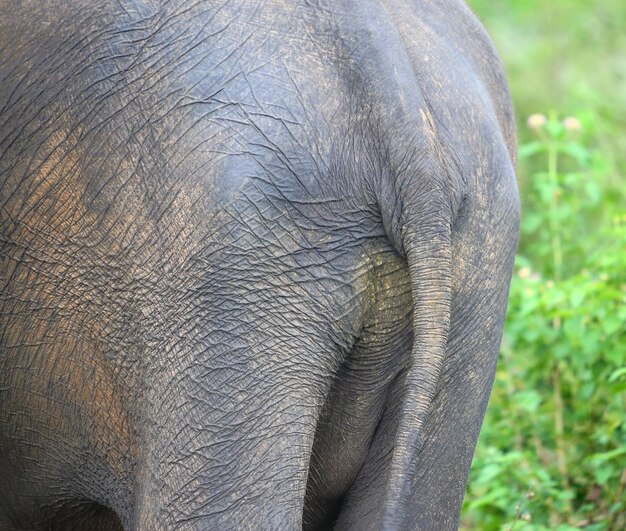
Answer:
xmin=522 ymin=212 xmax=544 ymax=233
xmin=608 ymin=367 xmax=626 ymax=382
xmin=584 ymin=180 xmax=602 ymax=204
xmin=605 ymin=346 xmax=625 ymax=365
xmin=593 ymin=465 xmax=613 ymax=484
xmin=602 ymin=316 xmax=624 ymax=336
xmin=586 ymin=446 xmax=626 ymax=464
xmin=519 ymin=141 xmax=546 ymax=159
xmin=515 ymin=390 xmax=543 ymax=412
xmin=559 ymin=142 xmax=591 ymax=166
xmin=569 ymin=286 xmax=586 ymax=307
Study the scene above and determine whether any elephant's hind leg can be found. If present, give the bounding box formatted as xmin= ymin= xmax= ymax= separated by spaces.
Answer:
xmin=304 ymin=244 xmax=413 ymax=530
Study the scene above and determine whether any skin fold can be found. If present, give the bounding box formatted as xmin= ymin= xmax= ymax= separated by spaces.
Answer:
xmin=0 ymin=1 xmax=519 ymax=529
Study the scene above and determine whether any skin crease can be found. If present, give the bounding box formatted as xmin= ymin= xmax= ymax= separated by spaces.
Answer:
xmin=0 ymin=0 xmax=519 ymax=530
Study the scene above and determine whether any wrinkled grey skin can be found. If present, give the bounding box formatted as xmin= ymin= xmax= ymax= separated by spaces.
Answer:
xmin=0 ymin=0 xmax=519 ymax=529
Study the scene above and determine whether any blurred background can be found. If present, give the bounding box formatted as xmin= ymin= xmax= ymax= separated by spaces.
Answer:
xmin=462 ymin=1 xmax=626 ymax=529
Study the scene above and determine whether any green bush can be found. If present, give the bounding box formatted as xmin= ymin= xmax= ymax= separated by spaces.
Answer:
xmin=463 ymin=113 xmax=626 ymax=530
xmin=462 ymin=3 xmax=626 ymax=529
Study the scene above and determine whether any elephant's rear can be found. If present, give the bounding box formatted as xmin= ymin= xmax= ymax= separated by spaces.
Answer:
xmin=1 ymin=1 xmax=518 ymax=529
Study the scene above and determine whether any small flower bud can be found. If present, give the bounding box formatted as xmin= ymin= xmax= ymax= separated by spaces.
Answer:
xmin=563 ymin=116 xmax=581 ymax=132
xmin=527 ymin=113 xmax=547 ymax=131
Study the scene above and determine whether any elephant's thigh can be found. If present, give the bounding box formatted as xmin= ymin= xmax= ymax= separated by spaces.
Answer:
xmin=304 ymin=250 xmax=412 ymax=529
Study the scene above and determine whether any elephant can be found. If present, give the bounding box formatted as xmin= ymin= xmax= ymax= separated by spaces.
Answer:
xmin=0 ymin=0 xmax=519 ymax=529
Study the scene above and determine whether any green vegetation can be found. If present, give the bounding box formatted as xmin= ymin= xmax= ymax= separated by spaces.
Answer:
xmin=463 ymin=2 xmax=626 ymax=529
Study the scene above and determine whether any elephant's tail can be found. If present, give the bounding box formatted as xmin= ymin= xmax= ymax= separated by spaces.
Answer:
xmin=378 ymin=164 xmax=457 ymax=529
